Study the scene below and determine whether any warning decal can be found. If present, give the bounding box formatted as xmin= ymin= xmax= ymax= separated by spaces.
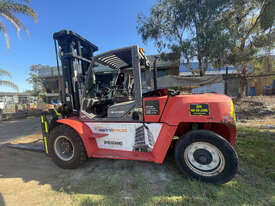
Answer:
xmin=145 ymin=100 xmax=160 ymax=115
xmin=190 ymin=104 xmax=209 ymax=116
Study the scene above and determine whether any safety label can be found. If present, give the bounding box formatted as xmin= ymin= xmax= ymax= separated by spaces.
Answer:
xmin=190 ymin=104 xmax=209 ymax=115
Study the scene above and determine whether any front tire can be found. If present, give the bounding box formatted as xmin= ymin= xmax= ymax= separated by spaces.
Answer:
xmin=175 ymin=130 xmax=238 ymax=184
xmin=48 ymin=125 xmax=87 ymax=169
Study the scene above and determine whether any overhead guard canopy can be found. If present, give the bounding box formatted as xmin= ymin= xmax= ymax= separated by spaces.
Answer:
xmin=95 ymin=46 xmax=149 ymax=71
xmin=95 ymin=46 xmax=134 ymax=70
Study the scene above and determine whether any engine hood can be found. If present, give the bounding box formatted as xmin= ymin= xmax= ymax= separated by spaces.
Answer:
xmin=160 ymin=93 xmax=236 ymax=125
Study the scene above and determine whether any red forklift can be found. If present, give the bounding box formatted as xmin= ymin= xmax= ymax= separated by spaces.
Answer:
xmin=41 ymin=30 xmax=238 ymax=184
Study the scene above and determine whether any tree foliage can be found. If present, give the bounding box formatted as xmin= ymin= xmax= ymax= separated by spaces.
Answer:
xmin=222 ymin=0 xmax=275 ymax=97
xmin=137 ymin=0 xmax=275 ymax=97
xmin=137 ymin=0 xmax=232 ymax=76
xmin=258 ymin=0 xmax=275 ymax=31
xmin=26 ymin=64 xmax=48 ymax=96
xmin=0 ymin=0 xmax=37 ymax=48
xmin=0 ymin=68 xmax=18 ymax=91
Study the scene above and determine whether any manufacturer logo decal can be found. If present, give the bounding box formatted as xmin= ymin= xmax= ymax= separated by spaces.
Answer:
xmin=94 ymin=126 xmax=128 ymax=133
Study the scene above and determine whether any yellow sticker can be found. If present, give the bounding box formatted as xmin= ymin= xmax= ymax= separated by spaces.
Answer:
xmin=190 ymin=104 xmax=209 ymax=116
xmin=43 ymin=136 xmax=48 ymax=154
xmin=45 ymin=121 xmax=48 ymax=133
xmin=230 ymin=101 xmax=236 ymax=121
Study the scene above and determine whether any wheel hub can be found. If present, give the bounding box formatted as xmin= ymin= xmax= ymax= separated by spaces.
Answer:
xmin=54 ymin=136 xmax=75 ymax=161
xmin=184 ymin=142 xmax=225 ymax=177
xmin=60 ymin=140 xmax=72 ymax=154
xmin=193 ymin=149 xmax=213 ymax=165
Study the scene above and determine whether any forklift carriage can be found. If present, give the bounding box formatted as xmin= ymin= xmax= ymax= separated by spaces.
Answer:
xmin=41 ymin=30 xmax=238 ymax=184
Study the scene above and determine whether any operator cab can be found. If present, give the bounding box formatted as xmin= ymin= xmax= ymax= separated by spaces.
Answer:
xmin=81 ymin=46 xmax=148 ymax=121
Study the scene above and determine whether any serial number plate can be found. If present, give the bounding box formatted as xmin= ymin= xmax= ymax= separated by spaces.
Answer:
xmin=190 ymin=104 xmax=209 ymax=116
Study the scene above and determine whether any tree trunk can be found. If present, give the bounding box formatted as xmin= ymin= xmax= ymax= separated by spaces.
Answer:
xmin=238 ymin=76 xmax=247 ymax=98
xmin=203 ymin=57 xmax=208 ymax=75
xmin=237 ymin=65 xmax=248 ymax=99
xmin=198 ymin=55 xmax=203 ymax=76
xmin=186 ymin=57 xmax=195 ymax=76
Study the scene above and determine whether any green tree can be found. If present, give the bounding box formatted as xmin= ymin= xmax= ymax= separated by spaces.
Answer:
xmin=0 ymin=0 xmax=37 ymax=49
xmin=258 ymin=0 xmax=275 ymax=31
xmin=222 ymin=0 xmax=275 ymax=97
xmin=137 ymin=0 xmax=231 ymax=76
xmin=26 ymin=64 xmax=47 ymax=96
xmin=0 ymin=68 xmax=18 ymax=91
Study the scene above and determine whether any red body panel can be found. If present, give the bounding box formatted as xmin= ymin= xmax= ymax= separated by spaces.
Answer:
xmin=152 ymin=124 xmax=177 ymax=163
xmin=144 ymin=93 xmax=234 ymax=125
xmin=57 ymin=118 xmax=98 ymax=157
xmin=57 ymin=118 xmax=177 ymax=163
xmin=92 ymin=149 xmax=155 ymax=162
xmin=143 ymin=93 xmax=237 ymax=145
xmin=57 ymin=93 xmax=236 ymax=163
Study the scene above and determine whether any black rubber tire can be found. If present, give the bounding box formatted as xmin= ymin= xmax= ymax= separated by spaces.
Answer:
xmin=48 ymin=125 xmax=87 ymax=169
xmin=174 ymin=129 xmax=238 ymax=184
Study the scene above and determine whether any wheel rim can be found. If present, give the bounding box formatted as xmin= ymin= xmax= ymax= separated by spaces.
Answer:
xmin=54 ymin=136 xmax=75 ymax=161
xmin=184 ymin=142 xmax=225 ymax=177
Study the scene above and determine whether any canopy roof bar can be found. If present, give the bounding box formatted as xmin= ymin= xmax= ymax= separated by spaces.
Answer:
xmin=95 ymin=46 xmax=134 ymax=70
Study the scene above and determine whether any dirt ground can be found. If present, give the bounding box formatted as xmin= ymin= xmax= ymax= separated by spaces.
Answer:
xmin=234 ymin=96 xmax=275 ymax=120
xmin=0 ymin=96 xmax=274 ymax=206
xmin=0 ymin=116 xmax=41 ymax=146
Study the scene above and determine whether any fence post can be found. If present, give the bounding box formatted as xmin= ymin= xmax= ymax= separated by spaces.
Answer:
xmin=224 ymin=66 xmax=228 ymax=95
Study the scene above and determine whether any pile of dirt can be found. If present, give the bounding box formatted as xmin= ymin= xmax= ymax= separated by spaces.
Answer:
xmin=234 ymin=96 xmax=275 ymax=120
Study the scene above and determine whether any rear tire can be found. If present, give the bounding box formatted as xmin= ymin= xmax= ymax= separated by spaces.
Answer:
xmin=48 ymin=125 xmax=87 ymax=169
xmin=174 ymin=130 xmax=238 ymax=184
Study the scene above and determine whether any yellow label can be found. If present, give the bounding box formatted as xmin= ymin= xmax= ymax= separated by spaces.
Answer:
xmin=43 ymin=136 xmax=48 ymax=154
xmin=53 ymin=108 xmax=60 ymax=116
xmin=190 ymin=104 xmax=209 ymax=115
xmin=230 ymin=101 xmax=236 ymax=121
xmin=45 ymin=121 xmax=48 ymax=133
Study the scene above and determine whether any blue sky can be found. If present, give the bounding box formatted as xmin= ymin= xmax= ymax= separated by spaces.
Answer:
xmin=0 ymin=0 xmax=157 ymax=92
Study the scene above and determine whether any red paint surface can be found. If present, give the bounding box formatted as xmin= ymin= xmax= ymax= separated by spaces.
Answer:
xmin=144 ymin=93 xmax=234 ymax=124
xmin=143 ymin=96 xmax=167 ymax=122
xmin=143 ymin=93 xmax=237 ymax=146
xmin=92 ymin=149 xmax=155 ymax=162
xmin=152 ymin=124 xmax=177 ymax=163
xmin=57 ymin=118 xmax=98 ymax=157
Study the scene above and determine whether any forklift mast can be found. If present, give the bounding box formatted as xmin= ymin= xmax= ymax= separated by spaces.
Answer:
xmin=53 ymin=30 xmax=98 ymax=115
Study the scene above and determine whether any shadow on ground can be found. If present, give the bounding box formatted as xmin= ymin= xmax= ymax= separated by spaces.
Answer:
xmin=0 ymin=193 xmax=5 ymax=206
xmin=0 ymin=128 xmax=275 ymax=206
